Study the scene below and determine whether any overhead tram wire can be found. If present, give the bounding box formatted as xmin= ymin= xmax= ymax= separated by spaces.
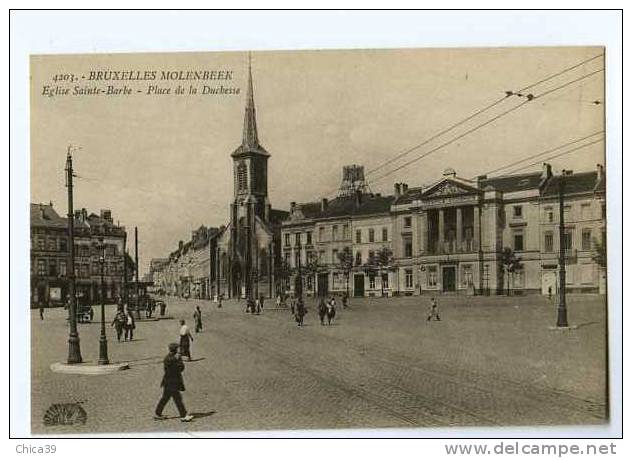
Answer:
xmin=363 ymin=95 xmax=508 ymax=175
xmin=492 ymin=138 xmax=604 ymax=177
xmin=516 ymin=52 xmax=603 ymax=93
xmin=470 ymin=130 xmax=605 ymax=179
xmin=365 ymin=66 xmax=604 ymax=188
xmin=364 ymin=52 xmax=604 ymax=178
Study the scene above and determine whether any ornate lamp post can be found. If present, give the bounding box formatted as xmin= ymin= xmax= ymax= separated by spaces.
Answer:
xmin=93 ymin=236 xmax=109 ymax=365
xmin=556 ymin=172 xmax=569 ymax=327
xmin=65 ymin=149 xmax=82 ymax=363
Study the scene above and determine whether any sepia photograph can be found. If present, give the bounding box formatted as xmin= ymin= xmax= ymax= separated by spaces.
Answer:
xmin=25 ymin=44 xmax=613 ymax=435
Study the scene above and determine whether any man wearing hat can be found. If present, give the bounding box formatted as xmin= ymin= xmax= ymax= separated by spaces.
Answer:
xmin=154 ymin=343 xmax=194 ymax=422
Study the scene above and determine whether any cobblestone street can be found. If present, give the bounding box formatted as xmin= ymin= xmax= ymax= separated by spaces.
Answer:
xmin=30 ymin=295 xmax=608 ymax=434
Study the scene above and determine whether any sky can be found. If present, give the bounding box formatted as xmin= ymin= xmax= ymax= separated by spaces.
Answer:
xmin=30 ymin=47 xmax=605 ymax=276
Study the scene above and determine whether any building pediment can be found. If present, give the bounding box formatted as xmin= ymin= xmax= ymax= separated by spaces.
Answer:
xmin=422 ymin=179 xmax=480 ymax=199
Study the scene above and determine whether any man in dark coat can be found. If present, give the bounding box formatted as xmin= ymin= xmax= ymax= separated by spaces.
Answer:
xmin=154 ymin=343 xmax=194 ymax=422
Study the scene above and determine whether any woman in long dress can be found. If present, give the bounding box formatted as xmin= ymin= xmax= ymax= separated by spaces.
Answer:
xmin=179 ymin=319 xmax=193 ymax=361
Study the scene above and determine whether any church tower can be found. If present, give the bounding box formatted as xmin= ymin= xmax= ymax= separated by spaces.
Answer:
xmin=231 ymin=54 xmax=271 ymax=222
xmin=228 ymin=54 xmax=272 ymax=299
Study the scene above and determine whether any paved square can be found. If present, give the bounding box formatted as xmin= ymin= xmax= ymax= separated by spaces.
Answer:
xmin=30 ymin=294 xmax=607 ymax=434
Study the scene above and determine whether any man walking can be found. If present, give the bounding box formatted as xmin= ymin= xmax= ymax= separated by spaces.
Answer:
xmin=111 ymin=306 xmax=126 ymax=342
xmin=154 ymin=343 xmax=194 ymax=422
xmin=193 ymin=306 xmax=203 ymax=333
xmin=318 ymin=297 xmax=327 ymax=325
xmin=124 ymin=308 xmax=136 ymax=341
xmin=295 ymin=297 xmax=306 ymax=327
xmin=39 ymin=303 xmax=45 ymax=320
xmin=426 ymin=297 xmax=441 ymax=322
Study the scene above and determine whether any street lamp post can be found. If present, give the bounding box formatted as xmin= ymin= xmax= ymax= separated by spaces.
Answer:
xmin=556 ymin=172 xmax=569 ymax=327
xmin=94 ymin=237 xmax=109 ymax=365
xmin=65 ymin=149 xmax=82 ymax=364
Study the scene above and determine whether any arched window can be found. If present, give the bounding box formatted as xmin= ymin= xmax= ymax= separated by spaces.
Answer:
xmin=237 ymin=161 xmax=248 ymax=191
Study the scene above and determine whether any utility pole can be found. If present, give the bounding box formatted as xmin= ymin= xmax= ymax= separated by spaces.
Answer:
xmin=65 ymin=147 xmax=82 ymax=364
xmin=297 ymin=235 xmax=303 ymax=299
xmin=134 ymin=226 xmax=139 ymax=318
xmin=209 ymin=232 xmax=213 ymax=300
xmin=123 ymin=233 xmax=127 ymax=305
xmin=557 ymin=171 xmax=569 ymax=327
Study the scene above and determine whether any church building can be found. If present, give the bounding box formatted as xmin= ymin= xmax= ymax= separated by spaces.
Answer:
xmin=213 ymin=58 xmax=289 ymax=299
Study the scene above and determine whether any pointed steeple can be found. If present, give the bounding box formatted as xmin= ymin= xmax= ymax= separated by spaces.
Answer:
xmin=242 ymin=53 xmax=258 ymax=147
xmin=232 ymin=52 xmax=269 ymax=158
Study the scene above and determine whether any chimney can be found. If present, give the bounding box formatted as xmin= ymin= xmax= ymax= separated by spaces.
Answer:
xmin=542 ymin=162 xmax=552 ymax=180
xmin=394 ymin=183 xmax=401 ymax=197
xmin=49 ymin=201 xmax=53 ymax=208
xmin=178 ymin=240 xmax=184 ymax=251
xmin=355 ymin=189 xmax=363 ymax=207
xmin=321 ymin=198 xmax=328 ymax=212
xmin=290 ymin=202 xmax=296 ymax=214
xmin=597 ymin=163 xmax=604 ymax=180
xmin=74 ymin=210 xmax=81 ymax=221
xmin=401 ymin=183 xmax=408 ymax=194
xmin=81 ymin=208 xmax=88 ymax=222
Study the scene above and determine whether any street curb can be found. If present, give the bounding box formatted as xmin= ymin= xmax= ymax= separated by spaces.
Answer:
xmin=547 ymin=325 xmax=579 ymax=331
xmin=50 ymin=362 xmax=130 ymax=375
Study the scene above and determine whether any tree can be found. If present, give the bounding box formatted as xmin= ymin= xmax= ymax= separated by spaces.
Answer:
xmin=275 ymin=258 xmax=293 ymax=296
xmin=124 ymin=252 xmax=136 ymax=282
xmin=336 ymin=246 xmax=354 ymax=298
xmin=365 ymin=246 xmax=394 ymax=297
xmin=592 ymin=232 xmax=607 ymax=268
xmin=304 ymin=256 xmax=326 ymax=296
xmin=500 ymin=247 xmax=522 ymax=296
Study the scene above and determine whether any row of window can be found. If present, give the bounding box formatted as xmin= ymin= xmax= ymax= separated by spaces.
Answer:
xmin=542 ymin=202 xmax=598 ymax=223
xmin=542 ymin=228 xmax=593 ymax=253
xmin=31 ymin=238 xmax=120 ymax=257
xmin=31 ymin=236 xmax=68 ymax=252
xmin=284 ymin=226 xmax=391 ymax=247
xmin=513 ymin=203 xmax=597 ymax=223
xmin=33 ymin=259 xmax=123 ymax=277
xmin=511 ymin=228 xmax=594 ymax=253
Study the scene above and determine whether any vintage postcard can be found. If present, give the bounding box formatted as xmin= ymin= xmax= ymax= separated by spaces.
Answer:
xmin=29 ymin=46 xmax=608 ymax=434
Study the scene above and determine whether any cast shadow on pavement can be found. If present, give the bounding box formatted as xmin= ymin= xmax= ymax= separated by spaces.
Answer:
xmin=186 ymin=357 xmax=206 ymax=363
xmin=118 ymin=356 xmax=164 ymax=367
xmin=191 ymin=411 xmax=216 ymax=419
xmin=574 ymin=321 xmax=600 ymax=329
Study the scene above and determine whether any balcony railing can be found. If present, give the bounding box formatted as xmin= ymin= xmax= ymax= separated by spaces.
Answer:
xmin=426 ymin=239 xmax=478 ymax=255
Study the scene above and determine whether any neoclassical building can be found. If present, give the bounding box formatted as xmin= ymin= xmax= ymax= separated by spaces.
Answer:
xmin=281 ymin=163 xmax=606 ymax=297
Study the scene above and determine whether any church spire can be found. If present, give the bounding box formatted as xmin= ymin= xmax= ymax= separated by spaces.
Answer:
xmin=242 ymin=52 xmax=259 ymax=148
